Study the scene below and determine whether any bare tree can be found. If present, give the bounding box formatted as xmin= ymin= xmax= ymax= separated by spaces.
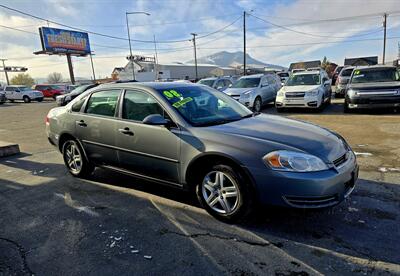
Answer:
xmin=47 ymin=72 xmax=63 ymax=84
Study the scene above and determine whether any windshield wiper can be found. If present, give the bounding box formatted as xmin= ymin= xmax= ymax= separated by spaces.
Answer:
xmin=196 ymin=118 xmax=242 ymax=127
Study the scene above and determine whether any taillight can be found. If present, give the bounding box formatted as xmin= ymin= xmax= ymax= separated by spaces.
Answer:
xmin=45 ymin=115 xmax=50 ymax=126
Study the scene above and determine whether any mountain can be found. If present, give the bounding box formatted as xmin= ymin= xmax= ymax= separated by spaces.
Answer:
xmin=187 ymin=51 xmax=286 ymax=70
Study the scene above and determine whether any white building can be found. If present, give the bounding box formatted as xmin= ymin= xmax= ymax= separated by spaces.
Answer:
xmin=112 ymin=60 xmax=239 ymax=81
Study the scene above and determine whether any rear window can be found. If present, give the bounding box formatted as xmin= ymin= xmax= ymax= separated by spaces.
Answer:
xmin=341 ymin=68 xmax=353 ymax=77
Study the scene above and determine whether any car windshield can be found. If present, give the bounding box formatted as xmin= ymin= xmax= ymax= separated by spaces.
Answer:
xmin=18 ymin=87 xmax=30 ymax=91
xmin=51 ymin=85 xmax=63 ymax=90
xmin=232 ymin=77 xmax=260 ymax=88
xmin=286 ymin=74 xmax=320 ymax=86
xmin=197 ymin=79 xmax=215 ymax=87
xmin=341 ymin=68 xmax=353 ymax=77
xmin=157 ymin=85 xmax=253 ymax=126
xmin=351 ymin=68 xmax=400 ymax=83
xmin=277 ymin=72 xmax=289 ymax=77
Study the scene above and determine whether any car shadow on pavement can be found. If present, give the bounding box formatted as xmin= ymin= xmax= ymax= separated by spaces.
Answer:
xmin=1 ymin=156 xmax=399 ymax=273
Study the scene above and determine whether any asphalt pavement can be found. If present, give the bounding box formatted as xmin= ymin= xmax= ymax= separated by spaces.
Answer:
xmin=0 ymin=100 xmax=399 ymax=275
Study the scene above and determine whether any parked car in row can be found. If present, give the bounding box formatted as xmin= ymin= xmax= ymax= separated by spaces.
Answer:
xmin=197 ymin=76 xmax=235 ymax=91
xmin=335 ymin=67 xmax=354 ymax=97
xmin=332 ymin=65 xmax=344 ymax=86
xmin=33 ymin=84 xmax=65 ymax=99
xmin=46 ymin=82 xmax=358 ymax=222
xmin=276 ymin=71 xmax=289 ymax=84
xmin=56 ymin=83 xmax=98 ymax=106
xmin=223 ymin=73 xmax=281 ymax=112
xmin=275 ymin=69 xmax=332 ymax=111
xmin=3 ymin=85 xmax=43 ymax=103
xmin=0 ymin=91 xmax=6 ymax=104
xmin=344 ymin=65 xmax=400 ymax=112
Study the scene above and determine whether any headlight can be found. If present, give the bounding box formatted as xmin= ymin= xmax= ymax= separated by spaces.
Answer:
xmin=277 ymin=91 xmax=284 ymax=96
xmin=241 ymin=89 xmax=253 ymax=98
xmin=65 ymin=95 xmax=71 ymax=101
xmin=347 ymin=89 xmax=358 ymax=96
xmin=306 ymin=89 xmax=319 ymax=96
xmin=263 ymin=150 xmax=328 ymax=172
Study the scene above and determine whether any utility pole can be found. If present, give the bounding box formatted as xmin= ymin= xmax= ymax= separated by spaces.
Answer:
xmin=126 ymin=12 xmax=151 ymax=81
xmin=243 ymin=11 xmax=246 ymax=76
xmin=89 ymin=52 xmax=96 ymax=82
xmin=191 ymin=33 xmax=198 ymax=81
xmin=126 ymin=12 xmax=135 ymax=80
xmin=383 ymin=13 xmax=387 ymax=64
xmin=0 ymin=59 xmax=9 ymax=85
xmin=153 ymin=34 xmax=159 ymax=81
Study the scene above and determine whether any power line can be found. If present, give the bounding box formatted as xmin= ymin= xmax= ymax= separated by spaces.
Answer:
xmin=249 ymin=13 xmax=386 ymax=39
xmin=196 ymin=35 xmax=400 ymax=50
xmin=0 ymin=4 xmax=242 ymax=44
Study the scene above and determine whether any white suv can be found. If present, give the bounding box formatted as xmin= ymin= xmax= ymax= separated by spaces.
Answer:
xmin=3 ymin=85 xmax=44 ymax=103
xmin=223 ymin=74 xmax=281 ymax=112
xmin=275 ymin=70 xmax=331 ymax=111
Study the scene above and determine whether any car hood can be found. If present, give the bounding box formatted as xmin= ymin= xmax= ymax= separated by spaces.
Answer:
xmin=224 ymin=87 xmax=257 ymax=95
xmin=280 ymin=85 xmax=320 ymax=93
xmin=349 ymin=81 xmax=400 ymax=90
xmin=206 ymin=114 xmax=347 ymax=162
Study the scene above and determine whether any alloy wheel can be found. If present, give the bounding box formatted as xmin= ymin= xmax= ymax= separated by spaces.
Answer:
xmin=64 ymin=141 xmax=83 ymax=174
xmin=201 ymin=171 xmax=240 ymax=214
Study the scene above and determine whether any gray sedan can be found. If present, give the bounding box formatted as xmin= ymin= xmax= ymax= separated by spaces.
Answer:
xmin=46 ymin=82 xmax=358 ymax=222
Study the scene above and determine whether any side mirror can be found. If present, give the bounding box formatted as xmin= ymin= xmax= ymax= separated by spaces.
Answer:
xmin=228 ymin=83 xmax=233 ymax=88
xmin=142 ymin=114 xmax=169 ymax=126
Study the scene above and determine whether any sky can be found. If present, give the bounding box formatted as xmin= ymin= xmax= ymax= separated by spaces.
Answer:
xmin=1 ymin=0 xmax=400 ymax=83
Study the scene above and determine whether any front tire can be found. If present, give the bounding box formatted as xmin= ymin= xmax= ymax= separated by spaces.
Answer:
xmin=23 ymin=96 xmax=31 ymax=103
xmin=196 ymin=165 xmax=253 ymax=223
xmin=253 ymin=97 xmax=262 ymax=112
xmin=62 ymin=139 xmax=94 ymax=177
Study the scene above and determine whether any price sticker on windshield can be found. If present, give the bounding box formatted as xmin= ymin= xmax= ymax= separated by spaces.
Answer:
xmin=163 ymin=89 xmax=181 ymax=99
xmin=354 ymin=70 xmax=360 ymax=75
xmin=172 ymin=97 xmax=193 ymax=108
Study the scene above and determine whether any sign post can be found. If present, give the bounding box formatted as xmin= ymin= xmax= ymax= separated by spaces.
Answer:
xmin=34 ymin=27 xmax=91 ymax=84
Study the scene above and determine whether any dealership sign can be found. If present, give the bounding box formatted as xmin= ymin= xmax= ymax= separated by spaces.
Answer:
xmin=39 ymin=27 xmax=91 ymax=55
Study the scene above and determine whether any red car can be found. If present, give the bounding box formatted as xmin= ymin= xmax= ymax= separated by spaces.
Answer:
xmin=33 ymin=84 xmax=64 ymax=99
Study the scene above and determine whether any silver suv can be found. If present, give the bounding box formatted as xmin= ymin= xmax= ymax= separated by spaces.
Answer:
xmin=197 ymin=76 xmax=234 ymax=91
xmin=46 ymin=82 xmax=357 ymax=222
xmin=223 ymin=74 xmax=282 ymax=112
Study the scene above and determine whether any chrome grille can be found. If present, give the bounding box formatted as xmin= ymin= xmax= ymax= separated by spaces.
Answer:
xmin=286 ymin=92 xmax=305 ymax=98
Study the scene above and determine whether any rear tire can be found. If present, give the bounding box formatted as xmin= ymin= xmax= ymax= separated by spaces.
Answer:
xmin=23 ymin=96 xmax=31 ymax=103
xmin=62 ymin=139 xmax=94 ymax=178
xmin=196 ymin=164 xmax=254 ymax=223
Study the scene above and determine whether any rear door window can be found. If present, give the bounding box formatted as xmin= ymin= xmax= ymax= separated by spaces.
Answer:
xmin=85 ymin=90 xmax=120 ymax=117
xmin=341 ymin=69 xmax=353 ymax=77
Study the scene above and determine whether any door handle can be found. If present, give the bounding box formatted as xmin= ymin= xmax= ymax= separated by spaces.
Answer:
xmin=118 ymin=127 xmax=134 ymax=136
xmin=77 ymin=120 xmax=87 ymax=127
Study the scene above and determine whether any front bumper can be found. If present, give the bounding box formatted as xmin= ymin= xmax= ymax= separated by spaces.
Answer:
xmin=335 ymin=85 xmax=346 ymax=95
xmin=248 ymin=152 xmax=358 ymax=208
xmin=275 ymin=95 xmax=321 ymax=108
xmin=347 ymin=96 xmax=400 ymax=109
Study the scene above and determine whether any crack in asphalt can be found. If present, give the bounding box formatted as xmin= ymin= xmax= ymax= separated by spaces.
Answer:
xmin=159 ymin=228 xmax=285 ymax=248
xmin=0 ymin=237 xmax=34 ymax=275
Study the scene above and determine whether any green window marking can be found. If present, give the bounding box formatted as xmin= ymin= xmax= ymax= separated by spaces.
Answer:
xmin=354 ymin=70 xmax=360 ymax=75
xmin=163 ymin=89 xmax=182 ymax=99
xmin=172 ymin=97 xmax=193 ymax=108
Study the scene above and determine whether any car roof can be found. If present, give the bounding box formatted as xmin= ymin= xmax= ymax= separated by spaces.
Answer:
xmin=96 ymin=81 xmax=201 ymax=91
xmin=293 ymin=71 xmax=321 ymax=76
xmin=353 ymin=65 xmax=396 ymax=70
xmin=8 ymin=85 xmax=27 ymax=87
xmin=240 ymin=74 xmax=264 ymax=79
xmin=200 ymin=77 xmax=217 ymax=81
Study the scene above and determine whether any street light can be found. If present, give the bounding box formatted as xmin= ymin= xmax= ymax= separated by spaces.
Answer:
xmin=126 ymin=11 xmax=150 ymax=80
